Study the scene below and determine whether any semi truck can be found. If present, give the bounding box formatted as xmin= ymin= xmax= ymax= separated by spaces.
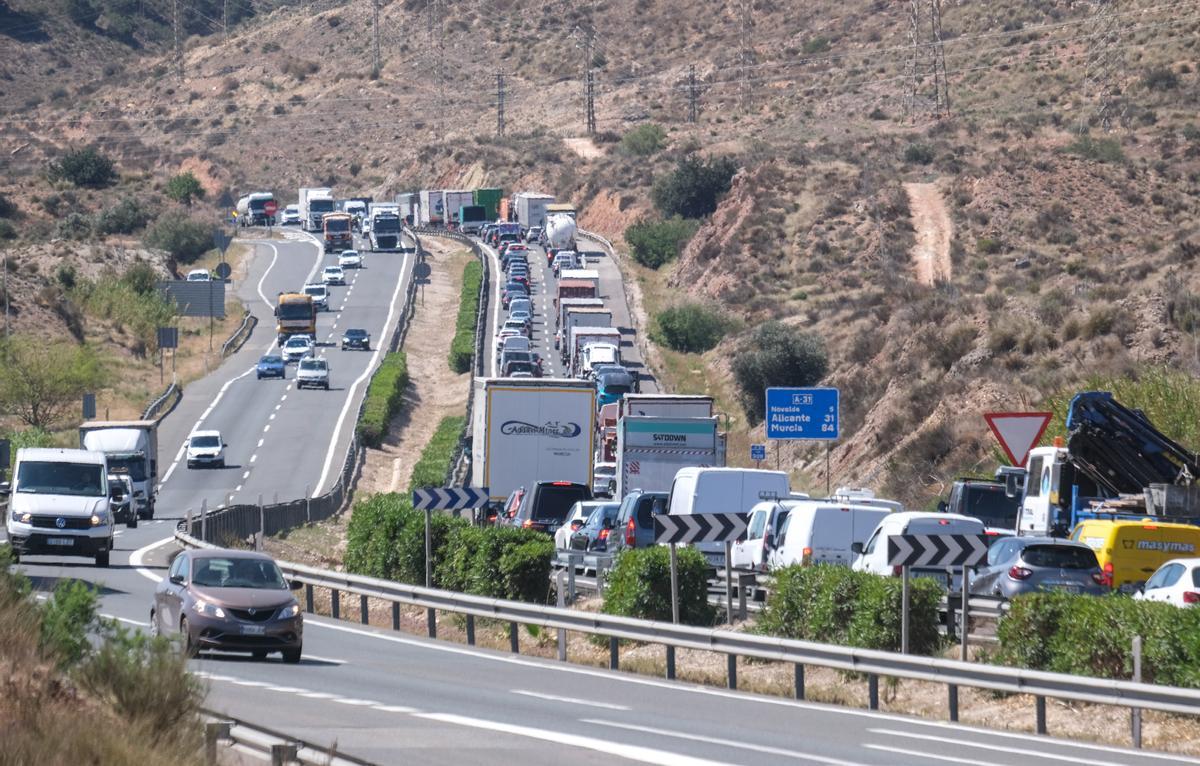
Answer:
xmin=620 ymin=394 xmax=714 ymax=420
xmin=557 ymin=306 xmax=612 ymax=350
xmin=236 ymin=192 xmax=277 ymax=226
xmin=473 ymin=187 xmax=503 ymax=221
xmin=322 ymin=212 xmax=354 ymax=253
xmin=369 ymin=203 xmax=403 ymax=251
xmin=443 ymin=190 xmax=475 ymax=230
xmin=615 ymin=415 xmax=724 ymax=499
xmin=79 ymin=420 xmax=159 ymax=519
xmin=471 ymin=377 xmax=597 ymax=504
xmin=299 ymin=187 xmax=335 ymax=231
xmin=513 ymin=192 xmax=554 ymax=229
xmin=544 ymin=212 xmax=577 ymax=253
xmin=274 ymin=293 xmax=316 ymax=342
xmin=419 ymin=189 xmax=446 ymax=226
xmin=341 ymin=198 xmax=370 ymax=230
xmin=457 ymin=205 xmax=488 ymax=234
xmin=396 ymin=192 xmax=419 ymax=225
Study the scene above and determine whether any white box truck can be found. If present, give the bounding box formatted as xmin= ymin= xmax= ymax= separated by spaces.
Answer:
xmin=79 ymin=420 xmax=158 ymax=519
xmin=299 ymin=187 xmax=335 ymax=231
xmin=514 ymin=192 xmax=554 ymax=229
xmin=442 ymin=190 xmax=475 ymax=229
xmin=471 ymin=378 xmax=597 ymax=503
xmin=616 ymin=416 xmax=723 ymax=499
xmin=556 ymin=307 xmax=613 ymax=349
xmin=419 ymin=189 xmax=447 ymax=226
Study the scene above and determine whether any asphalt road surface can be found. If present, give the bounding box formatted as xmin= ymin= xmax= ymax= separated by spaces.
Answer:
xmin=5 ymin=228 xmax=1196 ymax=766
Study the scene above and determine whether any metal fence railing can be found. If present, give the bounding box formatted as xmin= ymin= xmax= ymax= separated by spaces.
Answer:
xmin=141 ymin=381 xmax=183 ymax=422
xmin=202 ymin=709 xmax=374 ymax=766
xmin=220 ymin=310 xmax=257 ymax=358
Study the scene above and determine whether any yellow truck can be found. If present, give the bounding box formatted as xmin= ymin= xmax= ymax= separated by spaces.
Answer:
xmin=275 ymin=293 xmax=316 ymax=342
xmin=323 ymin=212 xmax=354 ymax=253
xmin=1071 ymin=518 xmax=1200 ymax=591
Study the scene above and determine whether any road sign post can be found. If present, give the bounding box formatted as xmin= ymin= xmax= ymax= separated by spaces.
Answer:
xmin=412 ymin=487 xmax=490 ymax=590
xmin=655 ymin=512 xmax=750 ymax=626
xmin=901 ymin=565 xmax=910 ymax=654
xmin=888 ymin=533 xmax=990 ymax=657
xmin=750 ymin=443 xmax=765 ymax=469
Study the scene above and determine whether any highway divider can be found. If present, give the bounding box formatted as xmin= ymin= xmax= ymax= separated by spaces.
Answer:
xmin=219 ymin=309 xmax=256 ymax=357
xmin=448 ymin=260 xmax=483 ymax=373
xmin=141 ymin=380 xmax=182 ymax=422
xmin=356 ymin=352 xmax=408 ymax=448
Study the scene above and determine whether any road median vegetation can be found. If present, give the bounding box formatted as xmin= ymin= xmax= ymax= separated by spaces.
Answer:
xmin=448 ymin=260 xmax=483 ymax=373
xmin=603 ymin=546 xmax=715 ymax=626
xmin=357 ymin=351 xmax=408 ymax=448
xmin=408 ymin=415 xmax=465 ymax=492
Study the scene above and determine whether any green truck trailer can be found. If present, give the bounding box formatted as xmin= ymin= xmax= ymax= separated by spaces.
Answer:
xmin=473 ymin=188 xmax=503 ymax=221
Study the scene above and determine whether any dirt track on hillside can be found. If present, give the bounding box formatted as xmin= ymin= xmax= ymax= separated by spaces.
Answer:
xmin=905 ymin=181 xmax=953 ymax=284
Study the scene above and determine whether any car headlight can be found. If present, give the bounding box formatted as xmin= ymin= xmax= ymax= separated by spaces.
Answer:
xmin=193 ymin=600 xmax=227 ymax=619
xmin=278 ymin=603 xmax=300 ymax=619
xmin=11 ymin=510 xmax=30 ymax=524
xmin=91 ymin=511 xmax=108 ymax=526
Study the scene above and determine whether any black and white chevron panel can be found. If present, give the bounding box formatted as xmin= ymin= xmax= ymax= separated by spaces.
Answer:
xmin=887 ymin=534 xmax=991 ymax=568
xmin=654 ymin=513 xmax=750 ymax=545
xmin=411 ymin=487 xmax=490 ymax=510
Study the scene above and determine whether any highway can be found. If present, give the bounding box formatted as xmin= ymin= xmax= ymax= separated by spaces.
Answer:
xmin=5 ymin=227 xmax=1196 ymax=765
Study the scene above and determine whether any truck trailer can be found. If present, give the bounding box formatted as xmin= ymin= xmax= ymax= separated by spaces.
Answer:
xmin=419 ymin=189 xmax=447 ymax=226
xmin=443 ymin=190 xmax=475 ymax=230
xmin=236 ymin=192 xmax=276 ymax=226
xmin=299 ymin=187 xmax=335 ymax=231
xmin=79 ymin=420 xmax=159 ymax=519
xmin=615 ymin=416 xmax=724 ymax=499
xmin=513 ymin=192 xmax=554 ymax=229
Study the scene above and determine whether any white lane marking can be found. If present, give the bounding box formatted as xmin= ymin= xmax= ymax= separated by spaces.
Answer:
xmin=274 ymin=403 xmax=281 ymax=411
xmin=375 ymin=705 xmax=419 ymax=713
xmin=511 ymin=689 xmax=629 ymax=711
xmin=242 ymin=470 xmax=251 ymax=480
xmin=256 ymin=243 xmax=282 ymax=310
xmin=286 ymin=383 xmax=292 ymax=391
xmin=302 ymin=654 xmax=346 ymax=665
xmin=257 ymin=439 xmax=265 ymax=447
xmin=864 ymin=745 xmax=1002 ymax=766
xmin=250 ymin=454 xmax=257 ymax=463
xmin=269 ymin=413 xmax=276 ymax=421
xmin=868 ymin=730 xmax=1137 ymax=766
xmin=584 ymin=719 xmax=865 ymax=765
xmin=334 ymin=698 xmax=381 ymax=707
xmin=131 ymin=535 xmax=176 ymax=584
xmin=231 ymin=680 xmax=273 ymax=688
xmin=298 ymin=692 xmax=338 ymax=700
xmin=103 ymin=613 xmax=150 ymax=627
xmin=263 ymin=425 xmax=270 ymax=432
xmin=280 ymin=395 xmax=287 ymax=402
xmin=235 ymin=485 xmax=242 ymax=492
xmin=264 ymin=686 xmax=305 ymax=694
xmin=416 ymin=713 xmax=729 ymax=766
xmin=160 ymin=363 xmax=257 ymax=487
xmin=313 ymin=252 xmax=410 ymax=494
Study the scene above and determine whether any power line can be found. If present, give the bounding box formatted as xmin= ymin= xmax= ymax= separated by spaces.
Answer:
xmin=1079 ymin=0 xmax=1125 ymax=132
xmin=688 ymin=64 xmax=699 ymax=123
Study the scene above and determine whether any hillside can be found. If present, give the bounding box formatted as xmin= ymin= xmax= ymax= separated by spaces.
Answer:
xmin=3 ymin=0 xmax=1200 ymax=502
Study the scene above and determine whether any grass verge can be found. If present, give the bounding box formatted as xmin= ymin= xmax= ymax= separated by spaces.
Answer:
xmin=448 ymin=260 xmax=483 ymax=374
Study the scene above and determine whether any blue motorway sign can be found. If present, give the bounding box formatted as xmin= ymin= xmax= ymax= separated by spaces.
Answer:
xmin=750 ymin=444 xmax=767 ymax=461
xmin=765 ymin=387 xmax=839 ymax=441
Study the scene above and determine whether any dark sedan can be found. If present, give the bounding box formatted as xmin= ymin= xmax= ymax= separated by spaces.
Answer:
xmin=256 ymin=355 xmax=286 ymax=379
xmin=341 ymin=328 xmax=371 ymax=350
xmin=152 ymin=549 xmax=303 ymax=662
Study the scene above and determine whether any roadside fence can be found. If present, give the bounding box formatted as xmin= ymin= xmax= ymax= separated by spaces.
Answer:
xmin=220 ymin=310 xmax=257 ymax=357
xmin=141 ymin=381 xmax=183 ymax=422
xmin=202 ymin=710 xmax=375 ymax=766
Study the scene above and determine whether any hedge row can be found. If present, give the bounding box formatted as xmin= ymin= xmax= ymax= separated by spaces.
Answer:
xmin=448 ymin=260 xmax=483 ymax=374
xmin=603 ymin=546 xmax=716 ymax=626
xmin=344 ymin=493 xmax=554 ymax=603
xmin=357 ymin=352 xmax=408 ymax=448
xmin=408 ymin=416 xmax=465 ymax=493
xmin=995 ymin=592 xmax=1200 ymax=687
xmin=756 ymin=565 xmax=943 ymax=654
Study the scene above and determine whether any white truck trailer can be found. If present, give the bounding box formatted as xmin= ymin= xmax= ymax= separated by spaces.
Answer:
xmin=79 ymin=420 xmax=159 ymax=519
xmin=513 ymin=192 xmax=554 ymax=229
xmin=615 ymin=415 xmax=724 ymax=499
xmin=442 ymin=190 xmax=475 ymax=229
xmin=471 ymin=377 xmax=597 ymax=504
xmin=419 ymin=189 xmax=447 ymax=226
xmin=299 ymin=187 xmax=335 ymax=231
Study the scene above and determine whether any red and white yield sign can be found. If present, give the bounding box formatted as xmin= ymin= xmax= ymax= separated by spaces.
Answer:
xmin=263 ymin=199 xmax=278 ymax=216
xmin=984 ymin=412 xmax=1053 ymax=467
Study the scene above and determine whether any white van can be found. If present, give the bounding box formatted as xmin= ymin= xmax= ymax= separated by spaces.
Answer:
xmin=667 ymin=467 xmax=791 ymax=566
xmin=767 ymin=501 xmax=892 ymax=571
xmin=851 ymin=511 xmax=985 ymax=589
xmin=731 ymin=500 xmax=794 ymax=572
xmin=2 ymin=448 xmax=114 ymax=567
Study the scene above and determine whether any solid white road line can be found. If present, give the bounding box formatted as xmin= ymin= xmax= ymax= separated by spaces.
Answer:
xmin=415 ymin=712 xmax=730 ymax=766
xmin=131 ymin=535 xmax=176 ymax=584
xmin=583 ymin=718 xmax=867 ymax=765
xmin=863 ymin=745 xmax=1003 ymax=766
xmin=867 ymin=730 xmax=1135 ymax=766
xmin=511 ymin=689 xmax=629 ymax=711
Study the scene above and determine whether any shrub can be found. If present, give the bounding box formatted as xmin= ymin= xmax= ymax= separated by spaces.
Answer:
xmin=408 ymin=416 xmax=465 ymax=492
xmin=344 ymin=493 xmax=415 ymax=578
xmin=72 ymin=269 xmax=176 ymax=355
xmin=758 ymin=565 xmax=942 ymax=654
xmin=393 ymin=508 xmax=469 ymax=586
xmin=498 ymin=538 xmax=555 ymax=603
xmin=929 ymin=323 xmax=977 ymax=371
xmin=357 ymin=351 xmax=408 ymax=447
xmin=165 ymin=171 xmax=205 ymax=206
xmin=142 ymin=211 xmax=212 ymax=263
xmin=731 ymin=322 xmax=828 ymax=425
xmin=624 ymin=216 xmax=698 ymax=269
xmin=95 ymin=196 xmax=151 ymax=234
xmin=802 ymin=36 xmax=830 ymax=54
xmin=436 ymin=524 xmax=554 ymax=602
xmin=0 ymin=220 xmax=15 ymax=240
xmin=448 ymin=260 xmax=482 ymax=373
xmin=620 ymin=123 xmax=667 ymax=156
xmin=1143 ymin=66 xmax=1179 ymax=91
xmin=46 ymin=146 xmax=116 ymax=188
xmin=976 ymin=236 xmax=1002 ymax=254
xmin=651 ymin=155 xmax=738 ymax=219
xmin=652 ymin=302 xmax=730 ymax=353
xmin=55 ymin=211 xmax=93 ymax=239
xmin=604 ymin=545 xmax=715 ymax=625
xmin=904 ymin=143 xmax=935 ymax=165
xmin=1063 ymin=135 xmax=1125 ymax=164
xmin=40 ymin=579 xmax=100 ymax=667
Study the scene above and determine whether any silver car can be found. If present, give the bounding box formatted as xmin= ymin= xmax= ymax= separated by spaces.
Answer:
xmin=970 ymin=537 xmax=1106 ymax=598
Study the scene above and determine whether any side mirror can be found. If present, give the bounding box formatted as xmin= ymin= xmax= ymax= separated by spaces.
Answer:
xmin=1004 ymin=473 xmax=1021 ymax=498
xmin=937 ymin=500 xmax=948 ymax=513
xmin=850 ymin=542 xmax=864 ymax=555
xmin=169 ymin=574 xmax=185 ymax=586
xmin=0 ymin=482 xmax=10 ymax=495
xmin=289 ymin=580 xmax=304 ymax=591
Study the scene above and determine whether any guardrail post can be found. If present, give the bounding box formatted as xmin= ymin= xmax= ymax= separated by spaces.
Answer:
xmin=727 ymin=654 xmax=737 ymax=690
xmin=509 ymin=621 xmax=519 ymax=653
xmin=200 ymin=499 xmax=207 ymax=542
xmin=466 ymin=614 xmax=476 ymax=646
xmin=794 ymin=664 xmax=805 ymax=700
xmin=1035 ymin=695 xmax=1047 ymax=735
xmin=270 ymin=743 xmax=297 ymax=766
xmin=305 ymin=484 xmax=311 ymax=524
xmin=391 ymin=602 xmax=400 ymax=631
xmin=948 ymin=684 xmax=959 ymax=722
xmin=331 ymin=589 xmax=340 ymax=619
xmin=204 ymin=721 xmax=230 ymax=765
xmin=868 ymin=674 xmax=879 ymax=710
xmin=666 ymin=646 xmax=676 ymax=680
xmin=304 ymin=584 xmax=313 ymax=613
xmin=609 ymin=637 xmax=619 ymax=670
xmin=567 ymin=554 xmax=578 ymax=603
xmin=186 ymin=506 xmax=193 ymax=537
xmin=257 ymin=494 xmax=264 ymax=551
xmin=737 ymin=573 xmax=753 ymax=621
xmin=359 ymin=594 xmax=369 ymax=625
xmin=556 ymin=571 xmax=568 ymax=662
xmin=596 ymin=559 xmax=607 ymax=592
xmin=427 ymin=607 xmax=437 ymax=639
xmin=1132 ymin=634 xmax=1143 ymax=748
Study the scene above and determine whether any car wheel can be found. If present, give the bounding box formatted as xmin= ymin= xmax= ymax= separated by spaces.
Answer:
xmin=323 ymin=383 xmax=329 ymax=390
xmin=252 ymin=650 xmax=268 ymax=661
xmin=95 ymin=550 xmax=110 ymax=568
xmin=216 ymin=459 xmax=225 ymax=468
xmin=127 ymin=515 xmax=138 ymax=529
xmin=282 ymin=647 xmax=302 ymax=664
xmin=187 ymin=461 xmax=195 ymax=469
xmin=257 ymin=374 xmax=263 ymax=379
xmin=180 ymin=617 xmax=197 ymax=657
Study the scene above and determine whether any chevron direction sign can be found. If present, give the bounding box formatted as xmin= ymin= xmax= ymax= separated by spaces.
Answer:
xmin=412 ymin=487 xmax=490 ymax=511
xmin=655 ymin=513 xmax=750 ymax=545
xmin=888 ymin=534 xmax=990 ymax=568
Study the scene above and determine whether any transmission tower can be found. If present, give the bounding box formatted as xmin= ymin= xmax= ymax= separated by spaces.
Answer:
xmin=496 ymin=72 xmax=506 ymax=136
xmin=687 ymin=64 xmax=699 ymax=123
xmin=371 ymin=0 xmax=381 ymax=77
xmin=1078 ymin=0 xmax=1124 ymax=132
xmin=172 ymin=0 xmax=183 ymax=81
xmin=905 ymin=0 xmax=950 ymax=118
xmin=575 ymin=25 xmax=597 ymax=135
xmin=222 ymin=0 xmax=228 ymax=40
xmin=739 ymin=0 xmax=753 ymax=111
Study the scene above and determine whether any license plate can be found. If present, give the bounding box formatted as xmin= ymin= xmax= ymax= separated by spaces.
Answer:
xmin=704 ymin=553 xmax=725 ymax=567
xmin=241 ymin=624 xmax=265 ymax=635
xmin=46 ymin=537 xmax=74 ymax=546
xmin=1048 ymin=582 xmax=1081 ymax=593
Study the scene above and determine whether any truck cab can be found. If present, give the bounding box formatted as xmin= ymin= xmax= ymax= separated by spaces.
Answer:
xmin=275 ymin=293 xmax=317 ymax=341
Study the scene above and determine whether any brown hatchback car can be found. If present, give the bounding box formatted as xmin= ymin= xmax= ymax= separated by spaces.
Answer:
xmin=152 ymin=549 xmax=303 ymax=662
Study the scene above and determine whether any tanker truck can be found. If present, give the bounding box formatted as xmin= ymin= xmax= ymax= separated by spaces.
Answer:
xmin=544 ymin=212 xmax=577 ymax=255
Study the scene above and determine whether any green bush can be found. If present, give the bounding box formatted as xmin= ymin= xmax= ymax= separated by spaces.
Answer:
xmin=757 ymin=565 xmax=942 ymax=654
xmin=0 ymin=192 xmax=16 ymax=218
xmin=165 ymin=172 xmax=205 ymax=206
xmin=0 ymin=220 xmax=15 ymax=240
xmin=448 ymin=260 xmax=482 ymax=373
xmin=409 ymin=416 xmax=465 ymax=492
xmin=72 ymin=269 xmax=176 ymax=355
xmin=624 ymin=216 xmax=698 ymax=269
xmin=803 ymin=36 xmax=830 ymax=54
xmin=40 ymin=579 xmax=101 ymax=668
xmin=1143 ymin=66 xmax=1180 ymax=91
xmin=143 ymin=211 xmax=213 ymax=264
xmin=904 ymin=143 xmax=935 ymax=165
xmin=55 ymin=211 xmax=93 ymax=240
xmin=499 ymin=538 xmax=555 ymax=603
xmin=95 ymin=196 xmax=151 ymax=234
xmin=437 ymin=525 xmax=554 ymax=602
xmin=652 ymin=302 xmax=731 ymax=353
xmin=356 ymin=351 xmax=408 ymax=447
xmin=620 ymin=123 xmax=667 ymax=156
xmin=731 ymin=322 xmax=829 ymax=425
xmin=1063 ymin=135 xmax=1125 ymax=164
xmin=47 ymin=146 xmax=116 ymax=188
xmin=393 ymin=507 xmax=469 ymax=586
xmin=603 ymin=546 xmax=715 ymax=626
xmin=651 ymin=155 xmax=738 ymax=219
xmin=344 ymin=493 xmax=415 ymax=578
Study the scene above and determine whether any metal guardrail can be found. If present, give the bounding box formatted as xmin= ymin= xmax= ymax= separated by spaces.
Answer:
xmin=175 ymin=526 xmax=1200 ymax=730
xmin=203 ymin=710 xmax=375 ymax=766
xmin=220 ymin=310 xmax=257 ymax=358
xmin=141 ymin=381 xmax=183 ymax=422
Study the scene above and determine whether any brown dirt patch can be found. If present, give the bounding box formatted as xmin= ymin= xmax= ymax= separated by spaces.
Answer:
xmin=905 ymin=181 xmax=953 ymax=285
xmin=563 ymin=137 xmax=604 ymax=159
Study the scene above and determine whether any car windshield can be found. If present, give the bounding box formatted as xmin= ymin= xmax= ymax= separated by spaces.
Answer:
xmin=278 ymin=302 xmax=313 ymax=320
xmin=345 ymin=330 xmax=366 ymax=338
xmin=341 ymin=251 xmax=358 ymax=258
xmin=963 ymin=485 xmax=1019 ymax=528
xmin=107 ymin=456 xmax=147 ymax=482
xmin=108 ymin=480 xmax=127 ymax=500
xmin=310 ymin=199 xmax=335 ymax=212
xmin=1022 ymin=545 xmax=1098 ymax=569
xmin=261 ymin=356 xmax=283 ymax=365
xmin=326 ymin=218 xmax=351 ymax=232
xmin=191 ymin=435 xmax=221 ymax=448
xmin=285 ymin=339 xmax=308 ymax=348
xmin=16 ymin=461 xmax=106 ymax=496
xmin=300 ymin=359 xmax=326 ymax=370
xmin=507 ymin=362 xmax=534 ymax=374
xmin=324 ymin=268 xmax=341 ymax=275
xmin=304 ymin=286 xmax=325 ymax=295
xmin=191 ymin=556 xmax=288 ymax=589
